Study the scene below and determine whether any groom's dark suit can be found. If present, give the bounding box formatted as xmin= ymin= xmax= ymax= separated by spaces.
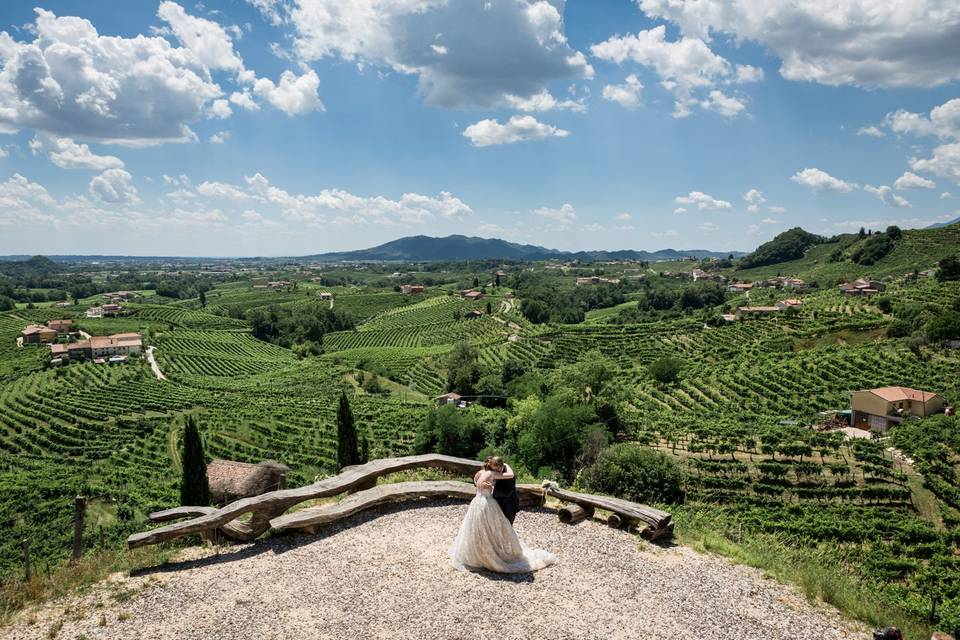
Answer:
xmin=492 ymin=464 xmax=519 ymax=524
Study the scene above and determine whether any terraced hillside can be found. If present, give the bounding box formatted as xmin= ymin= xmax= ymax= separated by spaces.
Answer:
xmin=3 ymin=260 xmax=960 ymax=636
xmin=734 ymin=224 xmax=960 ymax=282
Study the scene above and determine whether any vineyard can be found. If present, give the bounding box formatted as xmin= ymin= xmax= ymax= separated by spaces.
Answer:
xmin=2 ymin=257 xmax=960 ymax=635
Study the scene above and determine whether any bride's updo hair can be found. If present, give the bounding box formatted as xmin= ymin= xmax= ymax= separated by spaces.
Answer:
xmin=483 ymin=455 xmax=504 ymax=471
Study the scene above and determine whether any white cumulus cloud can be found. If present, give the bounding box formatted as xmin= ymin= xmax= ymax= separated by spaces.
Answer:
xmin=504 ymin=89 xmax=586 ymax=113
xmin=864 ymin=185 xmax=911 ymax=208
xmin=675 ymin=191 xmax=732 ymax=211
xmin=602 ymin=74 xmax=643 ymax=110
xmin=463 ymin=115 xmax=569 ymax=147
xmin=856 ymin=125 xmax=884 ymax=138
xmin=157 ymin=0 xmax=246 ymax=74
xmin=253 ymin=70 xmax=324 ymax=115
xmin=533 ymin=203 xmax=576 ymax=225
xmin=742 ymin=188 xmax=766 ymax=213
xmin=894 ymin=171 xmax=935 ymax=190
xmin=910 ymin=143 xmax=960 ymax=184
xmin=634 ymin=0 xmax=960 ymax=88
xmin=29 ymin=135 xmax=124 ymax=170
xmin=591 ymin=25 xmax=749 ymax=118
xmin=790 ymin=167 xmax=856 ymax=193
xmin=89 ymin=169 xmax=140 ymax=205
xmin=286 ymin=0 xmax=592 ymax=108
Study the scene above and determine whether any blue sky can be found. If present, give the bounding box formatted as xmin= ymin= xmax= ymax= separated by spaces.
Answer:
xmin=1 ymin=0 xmax=959 ymax=256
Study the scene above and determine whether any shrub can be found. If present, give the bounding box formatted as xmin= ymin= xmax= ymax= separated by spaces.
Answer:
xmin=887 ymin=319 xmax=912 ymax=338
xmin=648 ymin=356 xmax=684 ymax=384
xmin=580 ymin=444 xmax=684 ymax=505
xmin=512 ymin=394 xmax=596 ymax=480
xmin=926 ymin=311 xmax=960 ymax=343
xmin=414 ymin=405 xmax=486 ymax=459
xmin=936 ymin=255 xmax=960 ymax=282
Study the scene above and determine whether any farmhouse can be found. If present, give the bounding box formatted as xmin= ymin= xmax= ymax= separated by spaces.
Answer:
xmin=775 ymin=299 xmax=803 ymax=311
xmin=850 ymin=386 xmax=944 ymax=432
xmin=401 ymin=284 xmax=425 ymax=295
xmin=783 ymin=278 xmax=808 ymax=289
xmin=206 ymin=459 xmax=289 ymax=505
xmin=318 ymin=291 xmax=333 ymax=300
xmin=461 ymin=290 xmax=484 ymax=300
xmin=839 ymin=278 xmax=886 ymax=295
xmin=727 ymin=282 xmax=753 ymax=293
xmin=20 ymin=324 xmax=57 ymax=344
xmin=435 ymin=392 xmax=462 ymax=406
xmin=50 ymin=333 xmax=143 ymax=362
xmin=46 ymin=319 xmax=72 ymax=334
xmin=103 ymin=291 xmax=139 ymax=302
xmin=691 ymin=268 xmax=717 ymax=281
xmin=86 ymin=304 xmax=126 ymax=318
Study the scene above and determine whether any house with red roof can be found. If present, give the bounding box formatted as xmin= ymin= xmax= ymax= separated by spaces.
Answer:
xmin=850 ymin=386 xmax=944 ymax=432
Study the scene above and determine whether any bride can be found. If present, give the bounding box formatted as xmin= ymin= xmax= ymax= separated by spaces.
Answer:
xmin=448 ymin=457 xmax=557 ymax=573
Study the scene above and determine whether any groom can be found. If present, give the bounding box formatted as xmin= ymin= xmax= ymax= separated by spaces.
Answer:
xmin=488 ymin=456 xmax=519 ymax=524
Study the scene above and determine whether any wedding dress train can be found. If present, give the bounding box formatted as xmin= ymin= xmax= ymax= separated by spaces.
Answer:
xmin=448 ymin=485 xmax=557 ymax=573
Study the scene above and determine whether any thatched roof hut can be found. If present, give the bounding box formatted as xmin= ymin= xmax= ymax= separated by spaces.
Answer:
xmin=207 ymin=459 xmax=290 ymax=505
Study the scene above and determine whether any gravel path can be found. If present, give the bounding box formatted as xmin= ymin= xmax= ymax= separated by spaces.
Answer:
xmin=146 ymin=346 xmax=166 ymax=381
xmin=6 ymin=501 xmax=866 ymax=640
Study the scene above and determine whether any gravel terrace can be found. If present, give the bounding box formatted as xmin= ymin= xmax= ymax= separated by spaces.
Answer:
xmin=6 ymin=501 xmax=866 ymax=640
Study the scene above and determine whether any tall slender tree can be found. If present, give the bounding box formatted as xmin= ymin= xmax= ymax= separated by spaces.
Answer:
xmin=336 ymin=391 xmax=360 ymax=471
xmin=179 ymin=415 xmax=210 ymax=506
xmin=360 ymin=428 xmax=370 ymax=464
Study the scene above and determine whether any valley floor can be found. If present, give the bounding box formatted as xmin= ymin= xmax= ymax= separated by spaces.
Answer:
xmin=5 ymin=501 xmax=865 ymax=640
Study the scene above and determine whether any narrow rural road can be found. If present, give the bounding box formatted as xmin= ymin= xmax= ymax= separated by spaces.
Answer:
xmin=147 ymin=346 xmax=167 ymax=381
xmin=78 ymin=330 xmax=91 ymax=339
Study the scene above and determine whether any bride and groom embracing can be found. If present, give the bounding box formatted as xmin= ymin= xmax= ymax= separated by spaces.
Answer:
xmin=448 ymin=456 xmax=557 ymax=574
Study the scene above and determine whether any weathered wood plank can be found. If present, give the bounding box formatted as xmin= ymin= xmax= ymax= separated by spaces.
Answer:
xmin=543 ymin=486 xmax=672 ymax=539
xmin=128 ymin=454 xmax=485 ymax=548
xmin=558 ymin=503 xmax=592 ymax=524
xmin=149 ymin=506 xmax=218 ymax=523
xmin=271 ymin=481 xmax=546 ymax=531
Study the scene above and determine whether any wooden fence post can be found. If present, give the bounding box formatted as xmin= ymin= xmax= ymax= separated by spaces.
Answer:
xmin=71 ymin=495 xmax=86 ymax=564
xmin=22 ymin=539 xmax=30 ymax=581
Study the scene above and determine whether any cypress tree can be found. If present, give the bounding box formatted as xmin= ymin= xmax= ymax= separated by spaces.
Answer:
xmin=360 ymin=429 xmax=370 ymax=464
xmin=336 ymin=391 xmax=360 ymax=471
xmin=179 ymin=415 xmax=210 ymax=506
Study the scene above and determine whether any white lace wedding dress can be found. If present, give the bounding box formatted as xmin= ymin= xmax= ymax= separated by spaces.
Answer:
xmin=448 ymin=481 xmax=557 ymax=573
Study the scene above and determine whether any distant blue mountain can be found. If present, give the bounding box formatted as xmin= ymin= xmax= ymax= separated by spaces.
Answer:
xmin=307 ymin=235 xmax=744 ymax=262
xmin=0 ymin=235 xmax=746 ymax=264
xmin=927 ymin=217 xmax=960 ymax=229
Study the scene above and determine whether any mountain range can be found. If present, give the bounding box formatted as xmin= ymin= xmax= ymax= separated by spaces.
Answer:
xmin=1 ymin=235 xmax=746 ymax=263
xmin=305 ymin=235 xmax=744 ymax=263
xmin=927 ymin=216 xmax=960 ymax=229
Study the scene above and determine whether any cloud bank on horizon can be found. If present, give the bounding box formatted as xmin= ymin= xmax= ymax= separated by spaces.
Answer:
xmin=0 ymin=0 xmax=958 ymax=255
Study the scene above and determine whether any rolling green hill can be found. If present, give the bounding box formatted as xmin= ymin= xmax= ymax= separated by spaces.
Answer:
xmin=733 ymin=224 xmax=960 ymax=282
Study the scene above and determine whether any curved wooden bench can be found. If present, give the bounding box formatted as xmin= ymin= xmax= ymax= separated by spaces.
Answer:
xmin=270 ymin=480 xmax=545 ymax=533
xmin=544 ymin=486 xmax=673 ymax=540
xmin=128 ymin=454 xmax=485 ymax=548
xmin=127 ymin=454 xmax=673 ymax=549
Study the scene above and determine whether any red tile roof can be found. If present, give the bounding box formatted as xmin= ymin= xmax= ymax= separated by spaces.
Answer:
xmin=21 ymin=324 xmax=55 ymax=336
xmin=867 ymin=386 xmax=940 ymax=403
